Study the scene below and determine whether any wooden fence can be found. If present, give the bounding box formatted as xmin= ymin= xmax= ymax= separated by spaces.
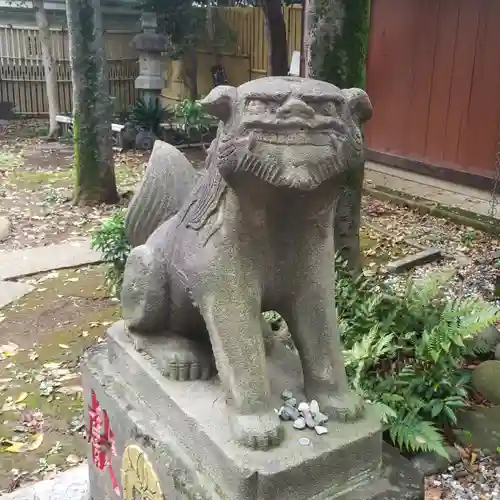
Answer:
xmin=160 ymin=6 xmax=304 ymax=104
xmin=0 ymin=26 xmax=139 ymax=116
xmin=0 ymin=7 xmax=303 ymax=115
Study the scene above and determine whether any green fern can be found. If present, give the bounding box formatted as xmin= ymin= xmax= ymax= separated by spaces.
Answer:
xmin=388 ymin=415 xmax=449 ymax=458
xmin=336 ymin=254 xmax=500 ymax=456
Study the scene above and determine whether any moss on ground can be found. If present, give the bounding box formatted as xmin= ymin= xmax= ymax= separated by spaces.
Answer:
xmin=6 ymin=169 xmax=73 ymax=189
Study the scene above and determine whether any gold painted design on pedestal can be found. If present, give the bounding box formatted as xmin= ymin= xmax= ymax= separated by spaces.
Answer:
xmin=121 ymin=444 xmax=163 ymax=499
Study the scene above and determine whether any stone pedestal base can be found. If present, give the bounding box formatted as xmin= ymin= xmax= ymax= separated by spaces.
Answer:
xmin=82 ymin=321 xmax=423 ymax=500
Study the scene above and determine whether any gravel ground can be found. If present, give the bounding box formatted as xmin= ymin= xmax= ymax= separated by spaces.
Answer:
xmin=362 ymin=199 xmax=500 ymax=500
xmin=362 ymin=197 xmax=500 ymax=305
xmin=426 ymin=454 xmax=500 ymax=499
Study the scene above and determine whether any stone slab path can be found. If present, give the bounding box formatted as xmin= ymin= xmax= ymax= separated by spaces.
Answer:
xmin=0 ymin=239 xmax=102 ymax=281
xmin=2 ymin=464 xmax=88 ymax=500
xmin=365 ymin=162 xmax=500 ymax=220
xmin=0 ymin=281 xmax=34 ymax=309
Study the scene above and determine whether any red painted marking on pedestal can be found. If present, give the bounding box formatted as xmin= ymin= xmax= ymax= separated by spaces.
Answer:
xmin=88 ymin=389 xmax=121 ymax=496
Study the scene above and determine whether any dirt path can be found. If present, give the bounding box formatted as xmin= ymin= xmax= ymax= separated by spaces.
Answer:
xmin=0 ymin=265 xmax=118 ymax=492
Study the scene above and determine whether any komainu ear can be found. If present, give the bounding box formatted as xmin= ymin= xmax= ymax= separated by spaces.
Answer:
xmin=343 ymin=88 xmax=373 ymax=124
xmin=199 ymin=85 xmax=237 ymax=123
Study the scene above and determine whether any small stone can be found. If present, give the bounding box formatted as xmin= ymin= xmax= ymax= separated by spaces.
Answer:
xmin=310 ymin=399 xmax=320 ymax=415
xmin=410 ymin=446 xmax=461 ymax=476
xmin=304 ymin=412 xmax=315 ymax=429
xmin=281 ymin=390 xmax=293 ymax=401
xmin=472 ymin=360 xmax=500 ymax=404
xmin=0 ymin=217 xmax=11 ymax=242
xmin=298 ymin=402 xmax=310 ymax=413
xmin=313 ymin=411 xmax=328 ymax=426
xmin=277 ymin=406 xmax=291 ymax=421
xmin=278 ymin=405 xmax=299 ymax=421
xmin=315 ymin=425 xmax=328 ymax=435
xmin=293 ymin=417 xmax=306 ymax=430
xmin=298 ymin=437 xmax=311 ymax=446
xmin=288 ymin=406 xmax=300 ymax=420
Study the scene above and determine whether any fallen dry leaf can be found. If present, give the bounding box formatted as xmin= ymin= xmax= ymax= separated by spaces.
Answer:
xmin=57 ymin=385 xmax=83 ymax=396
xmin=66 ymin=454 xmax=81 ymax=465
xmin=0 ymin=342 xmax=19 ymax=359
xmin=3 ymin=433 xmax=44 ymax=453
xmin=425 ymin=486 xmax=443 ymax=499
xmin=15 ymin=392 xmax=28 ymax=404
xmin=58 ymin=344 xmax=69 ymax=349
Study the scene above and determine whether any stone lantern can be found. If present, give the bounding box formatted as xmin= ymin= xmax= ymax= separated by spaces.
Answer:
xmin=130 ymin=12 xmax=168 ymax=105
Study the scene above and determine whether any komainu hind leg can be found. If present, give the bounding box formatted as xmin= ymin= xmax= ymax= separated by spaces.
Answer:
xmin=121 ymin=244 xmax=214 ymax=381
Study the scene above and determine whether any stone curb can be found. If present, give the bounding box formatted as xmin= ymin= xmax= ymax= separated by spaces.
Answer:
xmin=0 ymin=239 xmax=102 ymax=281
xmin=1 ymin=464 xmax=89 ymax=500
xmin=364 ymin=186 xmax=500 ymax=236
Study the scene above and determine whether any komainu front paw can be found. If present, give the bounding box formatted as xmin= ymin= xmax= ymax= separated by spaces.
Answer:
xmin=130 ymin=333 xmax=214 ymax=381
xmin=229 ymin=411 xmax=284 ymax=450
xmin=314 ymin=390 xmax=365 ymax=422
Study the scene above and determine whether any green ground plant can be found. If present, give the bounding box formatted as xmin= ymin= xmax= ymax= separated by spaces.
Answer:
xmin=131 ymin=97 xmax=175 ymax=136
xmin=91 ymin=210 xmax=130 ymax=296
xmin=174 ymin=99 xmax=213 ymax=142
xmin=335 ymin=257 xmax=499 ymax=457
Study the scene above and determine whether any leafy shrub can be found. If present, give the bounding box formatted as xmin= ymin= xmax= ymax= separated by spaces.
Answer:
xmin=336 ymin=257 xmax=499 ymax=457
xmin=91 ymin=211 xmax=131 ymax=296
xmin=174 ymin=99 xmax=212 ymax=142
xmin=131 ymin=97 xmax=174 ymax=136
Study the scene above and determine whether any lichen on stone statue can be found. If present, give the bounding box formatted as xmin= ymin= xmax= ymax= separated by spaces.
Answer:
xmin=121 ymin=76 xmax=373 ymax=450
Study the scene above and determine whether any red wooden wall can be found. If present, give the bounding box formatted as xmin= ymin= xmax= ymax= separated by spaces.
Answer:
xmin=364 ymin=0 xmax=500 ymax=179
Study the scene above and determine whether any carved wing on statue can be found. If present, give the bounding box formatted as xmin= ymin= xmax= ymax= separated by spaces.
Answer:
xmin=124 ymin=140 xmax=200 ymax=247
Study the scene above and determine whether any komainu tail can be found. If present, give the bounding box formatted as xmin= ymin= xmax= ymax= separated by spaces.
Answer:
xmin=125 ymin=140 xmax=199 ymax=247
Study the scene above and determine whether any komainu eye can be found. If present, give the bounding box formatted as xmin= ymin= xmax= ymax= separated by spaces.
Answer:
xmin=312 ymin=102 xmax=335 ymax=115
xmin=246 ymin=99 xmax=267 ymax=113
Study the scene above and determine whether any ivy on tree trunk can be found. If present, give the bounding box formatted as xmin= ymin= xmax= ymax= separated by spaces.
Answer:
xmin=303 ymin=0 xmax=370 ymax=275
xmin=66 ymin=0 xmax=119 ymax=205
xmin=305 ymin=0 xmax=370 ymax=89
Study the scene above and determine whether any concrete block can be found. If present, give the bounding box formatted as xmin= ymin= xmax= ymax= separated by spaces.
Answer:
xmin=0 ymin=239 xmax=102 ymax=280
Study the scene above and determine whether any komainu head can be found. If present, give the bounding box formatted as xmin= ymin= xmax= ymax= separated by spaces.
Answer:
xmin=200 ymin=76 xmax=372 ymax=191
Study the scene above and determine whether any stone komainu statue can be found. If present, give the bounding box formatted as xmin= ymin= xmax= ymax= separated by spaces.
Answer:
xmin=121 ymin=76 xmax=372 ymax=450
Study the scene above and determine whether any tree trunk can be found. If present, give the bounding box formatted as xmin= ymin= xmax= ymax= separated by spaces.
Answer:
xmin=304 ymin=0 xmax=372 ymax=275
xmin=33 ymin=0 xmax=59 ymax=139
xmin=66 ymin=0 xmax=119 ymax=205
xmin=262 ymin=0 xmax=288 ymax=76
xmin=182 ymin=49 xmax=198 ymax=101
xmin=304 ymin=0 xmax=345 ymax=80
xmin=303 ymin=0 xmax=370 ymax=88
